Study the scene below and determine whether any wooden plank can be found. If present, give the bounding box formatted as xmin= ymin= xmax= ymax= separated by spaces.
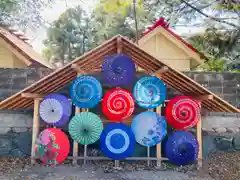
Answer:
xmin=156 ymin=105 xmax=162 ymax=167
xmin=83 ymin=108 xmax=88 ymax=165
xmin=21 ymin=93 xmax=45 ymax=99
xmin=31 ymin=99 xmax=40 ymax=164
xmin=67 ymin=156 xmax=169 ymax=161
xmin=192 ymin=94 xmax=214 ymax=101
xmin=117 ymin=36 xmax=123 ymax=54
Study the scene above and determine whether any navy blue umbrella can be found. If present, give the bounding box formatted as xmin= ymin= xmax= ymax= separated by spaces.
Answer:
xmin=133 ymin=76 xmax=166 ymax=108
xmin=70 ymin=75 xmax=102 ymax=108
xmin=100 ymin=123 xmax=135 ymax=160
xmin=102 ymin=54 xmax=136 ymax=86
xmin=165 ymin=130 xmax=199 ymax=166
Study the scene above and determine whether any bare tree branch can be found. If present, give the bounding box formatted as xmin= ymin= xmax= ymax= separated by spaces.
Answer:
xmin=181 ymin=0 xmax=240 ymax=29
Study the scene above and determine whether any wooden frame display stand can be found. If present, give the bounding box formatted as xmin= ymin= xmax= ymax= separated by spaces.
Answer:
xmin=25 ymin=37 xmax=208 ymax=167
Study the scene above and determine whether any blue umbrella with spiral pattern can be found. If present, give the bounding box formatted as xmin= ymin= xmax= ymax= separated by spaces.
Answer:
xmin=133 ymin=76 xmax=166 ymax=109
xmin=70 ymin=75 xmax=102 ymax=108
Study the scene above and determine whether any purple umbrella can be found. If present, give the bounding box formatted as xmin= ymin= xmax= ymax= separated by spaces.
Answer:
xmin=39 ymin=93 xmax=72 ymax=126
xmin=102 ymin=54 xmax=136 ymax=86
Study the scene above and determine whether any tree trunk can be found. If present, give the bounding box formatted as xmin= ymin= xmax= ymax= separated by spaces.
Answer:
xmin=133 ymin=0 xmax=139 ymax=44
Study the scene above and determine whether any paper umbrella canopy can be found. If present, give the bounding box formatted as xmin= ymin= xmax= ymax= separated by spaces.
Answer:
xmin=102 ymin=88 xmax=135 ymax=122
xmin=35 ymin=128 xmax=70 ymax=165
xmin=70 ymin=75 xmax=102 ymax=108
xmin=68 ymin=112 xmax=103 ymax=145
xmin=100 ymin=123 xmax=135 ymax=160
xmin=39 ymin=93 xmax=72 ymax=126
xmin=164 ymin=130 xmax=199 ymax=166
xmin=165 ymin=96 xmax=201 ymax=130
xmin=131 ymin=111 xmax=167 ymax=147
xmin=133 ymin=76 xmax=166 ymax=108
xmin=101 ymin=54 xmax=136 ymax=86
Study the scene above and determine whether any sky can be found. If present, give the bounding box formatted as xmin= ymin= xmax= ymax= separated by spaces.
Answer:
xmin=28 ymin=0 xmax=205 ymax=54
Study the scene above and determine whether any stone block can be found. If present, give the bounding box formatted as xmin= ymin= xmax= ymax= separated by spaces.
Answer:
xmin=233 ymin=136 xmax=240 ymax=151
xmin=202 ymin=115 xmax=240 ymax=129
xmin=214 ymin=127 xmax=227 ymax=133
xmin=11 ymin=77 xmax=26 ymax=89
xmin=12 ymin=69 xmax=27 ymax=78
xmin=223 ymin=87 xmax=237 ymax=94
xmin=222 ymin=73 xmax=238 ymax=81
xmin=207 ymin=87 xmax=222 ymax=94
xmin=215 ymin=136 xmax=234 ymax=151
xmin=208 ymin=81 xmax=223 ymax=88
xmin=226 ymin=128 xmax=240 ymax=133
xmin=0 ymin=135 xmax=13 ymax=156
xmin=12 ymin=131 xmax=31 ymax=156
xmin=223 ymin=81 xmax=239 ymax=88
xmin=10 ymin=148 xmax=27 ymax=157
xmin=194 ymin=73 xmax=209 ymax=82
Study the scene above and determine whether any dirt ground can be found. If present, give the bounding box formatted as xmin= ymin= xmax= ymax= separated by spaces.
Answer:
xmin=0 ymin=164 xmax=211 ymax=180
xmin=0 ymin=152 xmax=239 ymax=180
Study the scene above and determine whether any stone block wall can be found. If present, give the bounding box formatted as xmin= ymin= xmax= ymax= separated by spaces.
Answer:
xmin=167 ymin=72 xmax=240 ymax=108
xmin=0 ymin=68 xmax=51 ymax=100
xmin=0 ymin=69 xmax=240 ymax=157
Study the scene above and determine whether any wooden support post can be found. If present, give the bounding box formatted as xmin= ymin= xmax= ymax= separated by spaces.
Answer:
xmin=31 ymin=99 xmax=40 ymax=164
xmin=82 ymin=108 xmax=88 ymax=165
xmin=147 ymin=147 xmax=150 ymax=167
xmin=73 ymin=106 xmax=80 ymax=165
xmin=147 ymin=108 xmax=152 ymax=167
xmin=156 ymin=105 xmax=162 ymax=168
xmin=196 ymin=105 xmax=203 ymax=168
xmin=72 ymin=72 xmax=81 ymax=165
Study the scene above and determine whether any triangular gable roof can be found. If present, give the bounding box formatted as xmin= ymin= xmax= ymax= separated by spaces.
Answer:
xmin=0 ymin=27 xmax=54 ymax=69
xmin=0 ymin=35 xmax=239 ymax=113
xmin=139 ymin=18 xmax=207 ymax=67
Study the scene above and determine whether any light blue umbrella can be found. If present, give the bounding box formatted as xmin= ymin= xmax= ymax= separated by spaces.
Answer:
xmin=131 ymin=111 xmax=167 ymax=147
xmin=70 ymin=75 xmax=102 ymax=108
xmin=133 ymin=76 xmax=166 ymax=108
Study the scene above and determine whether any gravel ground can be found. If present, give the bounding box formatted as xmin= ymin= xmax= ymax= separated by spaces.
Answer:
xmin=0 ymin=152 xmax=239 ymax=180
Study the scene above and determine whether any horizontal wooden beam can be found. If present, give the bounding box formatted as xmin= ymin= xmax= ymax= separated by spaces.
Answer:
xmin=192 ymin=94 xmax=214 ymax=101
xmin=152 ymin=66 xmax=169 ymax=76
xmin=71 ymin=64 xmax=86 ymax=74
xmin=21 ymin=93 xmax=45 ymax=99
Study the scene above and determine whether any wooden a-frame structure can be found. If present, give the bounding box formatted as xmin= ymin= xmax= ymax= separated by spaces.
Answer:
xmin=0 ymin=35 xmax=239 ymax=167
